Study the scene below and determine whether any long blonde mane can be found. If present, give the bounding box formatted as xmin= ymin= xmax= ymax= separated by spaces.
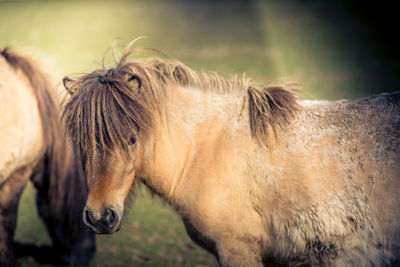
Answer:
xmin=62 ymin=45 xmax=299 ymax=168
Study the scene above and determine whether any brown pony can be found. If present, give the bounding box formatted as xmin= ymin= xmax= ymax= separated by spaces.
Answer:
xmin=63 ymin=44 xmax=400 ymax=266
xmin=0 ymin=48 xmax=95 ymax=266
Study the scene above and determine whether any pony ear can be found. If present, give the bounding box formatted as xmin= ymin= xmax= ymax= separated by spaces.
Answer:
xmin=126 ymin=74 xmax=141 ymax=89
xmin=63 ymin=76 xmax=76 ymax=95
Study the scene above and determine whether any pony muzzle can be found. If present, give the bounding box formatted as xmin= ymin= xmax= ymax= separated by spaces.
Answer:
xmin=83 ymin=206 xmax=121 ymax=234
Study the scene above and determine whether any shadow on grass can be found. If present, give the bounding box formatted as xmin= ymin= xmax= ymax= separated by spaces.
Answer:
xmin=14 ymin=241 xmax=153 ymax=266
xmin=14 ymin=241 xmax=99 ymax=266
xmin=14 ymin=242 xmax=65 ymax=265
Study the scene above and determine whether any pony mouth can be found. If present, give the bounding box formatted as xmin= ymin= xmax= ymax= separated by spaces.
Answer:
xmin=89 ymin=223 xmax=121 ymax=235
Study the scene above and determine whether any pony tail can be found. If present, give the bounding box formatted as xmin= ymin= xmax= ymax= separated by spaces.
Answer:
xmin=248 ymin=85 xmax=299 ymax=145
xmin=0 ymin=48 xmax=58 ymax=146
xmin=1 ymin=47 xmax=89 ymax=241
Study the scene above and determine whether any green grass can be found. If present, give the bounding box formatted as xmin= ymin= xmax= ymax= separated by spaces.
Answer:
xmin=87 ymin=185 xmax=217 ymax=267
xmin=16 ymin=184 xmax=217 ymax=266
xmin=1 ymin=0 xmax=399 ymax=266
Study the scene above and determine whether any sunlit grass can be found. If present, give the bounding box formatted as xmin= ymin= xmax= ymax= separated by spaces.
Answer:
xmin=17 ymin=184 xmax=217 ymax=266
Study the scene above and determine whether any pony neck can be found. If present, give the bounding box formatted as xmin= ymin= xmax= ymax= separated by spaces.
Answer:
xmin=138 ymin=85 xmax=251 ymax=210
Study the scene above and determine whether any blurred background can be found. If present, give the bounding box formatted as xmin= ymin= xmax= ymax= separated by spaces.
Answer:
xmin=1 ymin=0 xmax=399 ymax=266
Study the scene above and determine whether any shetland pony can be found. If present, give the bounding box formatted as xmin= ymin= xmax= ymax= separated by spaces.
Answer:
xmin=0 ymin=48 xmax=95 ymax=266
xmin=62 ymin=45 xmax=400 ymax=266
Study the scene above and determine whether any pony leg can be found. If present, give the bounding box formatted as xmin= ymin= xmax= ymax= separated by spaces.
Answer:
xmin=0 ymin=167 xmax=31 ymax=266
xmin=216 ymin=240 xmax=264 ymax=267
xmin=30 ymin=162 xmax=96 ymax=265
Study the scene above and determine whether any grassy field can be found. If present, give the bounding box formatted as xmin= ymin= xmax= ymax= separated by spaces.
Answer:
xmin=16 ymin=183 xmax=217 ymax=266
xmin=1 ymin=0 xmax=399 ymax=266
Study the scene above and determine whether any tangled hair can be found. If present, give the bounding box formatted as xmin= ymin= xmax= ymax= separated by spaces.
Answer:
xmin=248 ymin=85 xmax=299 ymax=143
xmin=62 ymin=42 xmax=300 ymax=169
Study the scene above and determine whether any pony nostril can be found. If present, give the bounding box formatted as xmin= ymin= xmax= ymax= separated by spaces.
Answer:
xmin=83 ymin=207 xmax=119 ymax=233
xmin=103 ymin=207 xmax=118 ymax=228
xmin=84 ymin=209 xmax=96 ymax=227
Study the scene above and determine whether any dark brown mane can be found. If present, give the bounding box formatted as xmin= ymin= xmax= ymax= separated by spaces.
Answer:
xmin=1 ymin=48 xmax=87 ymax=239
xmin=1 ymin=48 xmax=58 ymax=148
xmin=62 ymin=47 xmax=300 ymax=167
xmin=248 ymin=85 xmax=299 ymax=144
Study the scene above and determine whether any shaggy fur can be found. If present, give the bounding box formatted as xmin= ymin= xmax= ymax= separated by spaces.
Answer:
xmin=63 ymin=44 xmax=400 ymax=267
xmin=63 ymin=55 xmax=298 ymax=166
xmin=0 ymin=48 xmax=95 ymax=266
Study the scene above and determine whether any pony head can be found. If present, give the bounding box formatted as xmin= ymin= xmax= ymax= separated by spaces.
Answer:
xmin=62 ymin=49 xmax=162 ymax=233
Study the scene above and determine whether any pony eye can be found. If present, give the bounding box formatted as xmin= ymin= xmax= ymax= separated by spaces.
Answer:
xmin=128 ymin=136 xmax=136 ymax=145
